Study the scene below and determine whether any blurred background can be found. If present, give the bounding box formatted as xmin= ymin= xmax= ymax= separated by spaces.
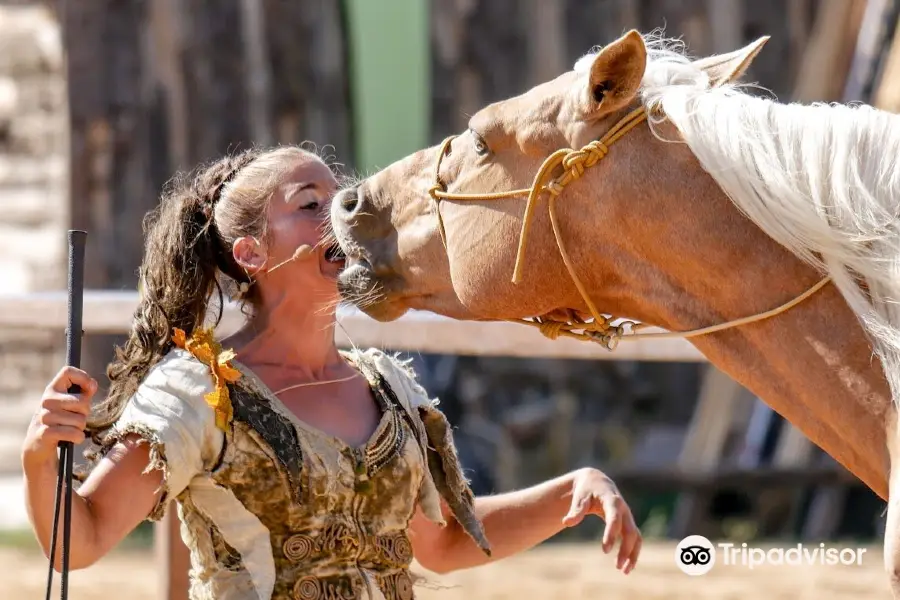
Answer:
xmin=2 ymin=0 xmax=900 ymax=598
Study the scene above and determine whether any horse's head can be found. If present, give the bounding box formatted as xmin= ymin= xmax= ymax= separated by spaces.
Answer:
xmin=330 ymin=30 xmax=767 ymax=322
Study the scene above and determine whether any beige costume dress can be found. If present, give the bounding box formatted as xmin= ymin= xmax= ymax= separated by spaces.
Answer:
xmin=93 ymin=343 xmax=490 ymax=600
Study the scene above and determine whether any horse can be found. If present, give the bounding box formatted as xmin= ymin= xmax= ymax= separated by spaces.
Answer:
xmin=329 ymin=29 xmax=900 ymax=593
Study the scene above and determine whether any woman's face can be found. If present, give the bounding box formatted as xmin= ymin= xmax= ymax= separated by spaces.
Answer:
xmin=234 ymin=154 xmax=345 ymax=303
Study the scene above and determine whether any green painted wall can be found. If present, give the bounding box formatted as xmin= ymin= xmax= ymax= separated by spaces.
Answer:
xmin=343 ymin=0 xmax=430 ymax=174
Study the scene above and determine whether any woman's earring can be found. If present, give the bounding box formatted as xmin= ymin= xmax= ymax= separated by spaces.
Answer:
xmin=231 ymin=280 xmax=252 ymax=301
xmin=232 ymin=266 xmax=254 ymax=300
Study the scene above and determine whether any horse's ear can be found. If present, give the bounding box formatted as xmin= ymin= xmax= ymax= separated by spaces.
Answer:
xmin=694 ymin=36 xmax=770 ymax=86
xmin=586 ymin=29 xmax=647 ymax=116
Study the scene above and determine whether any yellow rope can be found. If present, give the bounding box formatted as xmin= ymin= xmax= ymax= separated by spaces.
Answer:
xmin=427 ymin=105 xmax=831 ymax=350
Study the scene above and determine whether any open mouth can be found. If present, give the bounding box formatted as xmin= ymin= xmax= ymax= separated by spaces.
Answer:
xmin=324 ymin=243 xmax=347 ymax=265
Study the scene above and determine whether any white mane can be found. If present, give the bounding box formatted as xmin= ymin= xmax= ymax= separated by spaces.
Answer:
xmin=580 ymin=33 xmax=900 ymax=409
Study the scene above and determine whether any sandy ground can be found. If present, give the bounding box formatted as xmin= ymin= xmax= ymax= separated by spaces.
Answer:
xmin=2 ymin=541 xmax=892 ymax=600
xmin=0 ymin=476 xmax=31 ymax=530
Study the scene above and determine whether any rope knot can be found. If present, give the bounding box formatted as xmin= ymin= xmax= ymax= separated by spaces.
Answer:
xmin=585 ymin=142 xmax=608 ymax=165
xmin=566 ymin=156 xmax=585 ymax=170
xmin=428 ymin=182 xmax=445 ymax=200
xmin=546 ymin=181 xmax=565 ymax=196
xmin=562 ymin=151 xmax=586 ymax=173
xmin=538 ymin=320 xmax=566 ymax=340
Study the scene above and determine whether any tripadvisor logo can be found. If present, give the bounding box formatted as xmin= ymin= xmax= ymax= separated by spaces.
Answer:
xmin=675 ymin=535 xmax=867 ymax=575
xmin=676 ymin=535 xmax=715 ymax=576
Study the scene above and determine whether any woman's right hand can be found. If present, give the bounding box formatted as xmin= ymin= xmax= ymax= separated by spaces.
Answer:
xmin=22 ymin=366 xmax=98 ymax=469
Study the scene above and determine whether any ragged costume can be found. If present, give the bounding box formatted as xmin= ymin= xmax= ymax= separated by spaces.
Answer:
xmin=88 ymin=331 xmax=490 ymax=600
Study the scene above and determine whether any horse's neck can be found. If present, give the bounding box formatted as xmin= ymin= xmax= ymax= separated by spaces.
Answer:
xmin=570 ymin=151 xmax=893 ymax=496
xmin=604 ymin=215 xmax=892 ymax=498
xmin=685 ymin=278 xmax=891 ymax=498
xmin=601 ymin=239 xmax=893 ymax=495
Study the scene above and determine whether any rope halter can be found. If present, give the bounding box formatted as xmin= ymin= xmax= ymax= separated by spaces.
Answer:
xmin=427 ymin=105 xmax=830 ymax=350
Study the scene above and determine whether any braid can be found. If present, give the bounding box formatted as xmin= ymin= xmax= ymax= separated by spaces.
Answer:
xmin=194 ymin=149 xmax=264 ymax=283
xmin=199 ymin=149 xmax=261 ymax=219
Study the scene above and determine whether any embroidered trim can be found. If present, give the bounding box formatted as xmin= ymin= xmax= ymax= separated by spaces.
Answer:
xmin=172 ymin=327 xmax=242 ymax=431
xmin=375 ymin=571 xmax=414 ymax=600
xmin=292 ymin=574 xmax=359 ymax=600
xmin=345 ymin=353 xmax=408 ymax=479
xmin=366 ymin=410 xmax=405 ymax=476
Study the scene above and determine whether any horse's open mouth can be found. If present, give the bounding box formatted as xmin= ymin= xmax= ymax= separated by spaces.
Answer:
xmin=324 ymin=243 xmax=347 ymax=265
xmin=337 ymin=258 xmax=380 ymax=303
xmin=336 ymin=260 xmax=406 ymax=321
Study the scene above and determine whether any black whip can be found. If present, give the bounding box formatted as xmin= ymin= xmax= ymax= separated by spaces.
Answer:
xmin=45 ymin=230 xmax=86 ymax=600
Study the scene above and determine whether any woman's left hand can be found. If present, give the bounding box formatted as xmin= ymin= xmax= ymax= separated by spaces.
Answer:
xmin=562 ymin=467 xmax=642 ymax=574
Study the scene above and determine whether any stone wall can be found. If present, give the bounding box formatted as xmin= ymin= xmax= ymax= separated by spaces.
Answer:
xmin=0 ymin=3 xmax=67 ymax=477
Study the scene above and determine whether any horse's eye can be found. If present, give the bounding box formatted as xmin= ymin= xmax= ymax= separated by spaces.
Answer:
xmin=471 ymin=131 xmax=490 ymax=156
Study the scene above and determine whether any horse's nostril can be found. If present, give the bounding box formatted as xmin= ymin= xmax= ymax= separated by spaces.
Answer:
xmin=339 ymin=188 xmax=360 ymax=213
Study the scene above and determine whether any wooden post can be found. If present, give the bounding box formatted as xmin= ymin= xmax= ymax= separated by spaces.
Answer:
xmin=873 ymin=7 xmax=900 ymax=110
xmin=668 ymin=366 xmax=751 ymax=538
xmin=705 ymin=0 xmax=743 ymax=54
xmin=155 ymin=511 xmax=192 ymax=600
xmin=148 ymin=0 xmax=190 ymax=170
xmin=262 ymin=1 xmax=353 ymax=164
xmin=842 ymin=0 xmax=898 ymax=102
xmin=527 ymin=0 xmax=566 ymax=86
xmin=239 ymin=0 xmax=273 ymax=147
xmin=792 ymin=0 xmax=868 ymax=102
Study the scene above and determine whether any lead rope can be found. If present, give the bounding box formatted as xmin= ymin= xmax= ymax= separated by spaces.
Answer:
xmin=428 ymin=105 xmax=831 ymax=350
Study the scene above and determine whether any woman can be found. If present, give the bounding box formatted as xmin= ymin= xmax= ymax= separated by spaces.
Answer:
xmin=22 ymin=145 xmax=642 ymax=600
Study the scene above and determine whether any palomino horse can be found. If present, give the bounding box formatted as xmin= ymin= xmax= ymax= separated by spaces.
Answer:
xmin=329 ymin=30 xmax=900 ymax=592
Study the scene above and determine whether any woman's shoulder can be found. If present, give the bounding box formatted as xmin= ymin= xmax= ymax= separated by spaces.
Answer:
xmin=119 ymin=347 xmax=222 ymax=428
xmin=137 ymin=347 xmax=218 ymax=401
xmin=145 ymin=346 xmax=216 ymax=379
